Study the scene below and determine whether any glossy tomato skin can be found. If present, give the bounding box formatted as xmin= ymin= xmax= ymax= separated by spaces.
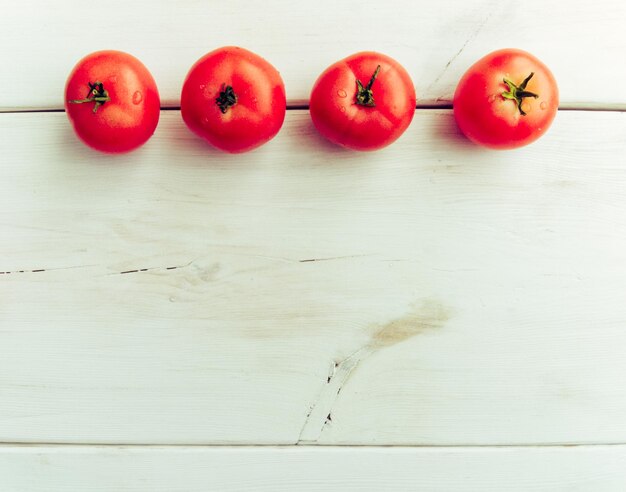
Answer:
xmin=309 ymin=52 xmax=416 ymax=151
xmin=65 ymin=51 xmax=160 ymax=153
xmin=453 ymin=49 xmax=558 ymax=149
xmin=180 ymin=47 xmax=286 ymax=154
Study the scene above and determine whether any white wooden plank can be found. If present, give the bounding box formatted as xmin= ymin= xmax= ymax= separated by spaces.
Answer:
xmin=1 ymin=0 xmax=625 ymax=110
xmin=1 ymin=445 xmax=626 ymax=492
xmin=1 ymin=110 xmax=626 ymax=445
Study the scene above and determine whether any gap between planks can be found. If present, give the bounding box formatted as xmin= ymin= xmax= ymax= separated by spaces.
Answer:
xmin=1 ymin=105 xmax=626 ymax=114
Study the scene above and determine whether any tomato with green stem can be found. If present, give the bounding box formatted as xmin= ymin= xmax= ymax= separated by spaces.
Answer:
xmin=453 ymin=49 xmax=558 ymax=149
xmin=309 ymin=52 xmax=416 ymax=151
xmin=65 ymin=50 xmax=160 ymax=153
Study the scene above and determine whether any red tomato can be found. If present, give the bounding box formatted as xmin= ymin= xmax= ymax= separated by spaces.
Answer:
xmin=180 ymin=47 xmax=286 ymax=153
xmin=453 ymin=49 xmax=558 ymax=149
xmin=309 ymin=52 xmax=416 ymax=151
xmin=65 ymin=51 xmax=160 ymax=153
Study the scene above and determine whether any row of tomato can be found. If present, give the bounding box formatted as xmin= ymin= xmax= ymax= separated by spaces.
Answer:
xmin=65 ymin=47 xmax=558 ymax=154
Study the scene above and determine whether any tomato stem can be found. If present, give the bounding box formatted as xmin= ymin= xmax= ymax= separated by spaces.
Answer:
xmin=216 ymin=84 xmax=238 ymax=114
xmin=68 ymin=81 xmax=110 ymax=113
xmin=355 ymin=65 xmax=381 ymax=107
xmin=501 ymin=72 xmax=539 ymax=116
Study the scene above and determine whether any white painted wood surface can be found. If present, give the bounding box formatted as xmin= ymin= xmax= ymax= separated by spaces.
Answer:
xmin=1 ymin=0 xmax=625 ymax=110
xmin=2 ymin=110 xmax=626 ymax=446
xmin=2 ymin=0 xmax=626 ymax=486
xmin=1 ymin=445 xmax=626 ymax=492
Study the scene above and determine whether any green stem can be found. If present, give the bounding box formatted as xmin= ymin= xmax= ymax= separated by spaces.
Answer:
xmin=68 ymin=81 xmax=110 ymax=113
xmin=355 ymin=65 xmax=381 ymax=107
xmin=501 ymin=72 xmax=539 ymax=116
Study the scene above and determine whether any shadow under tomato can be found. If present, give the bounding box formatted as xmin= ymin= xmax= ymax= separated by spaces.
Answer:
xmin=282 ymin=112 xmax=394 ymax=172
xmin=60 ymin=125 xmax=147 ymax=167
xmin=163 ymin=113 xmax=286 ymax=170
xmin=430 ymin=109 xmax=485 ymax=153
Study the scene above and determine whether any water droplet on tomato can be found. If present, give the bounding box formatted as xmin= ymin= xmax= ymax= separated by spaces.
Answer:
xmin=488 ymin=94 xmax=497 ymax=103
xmin=199 ymin=84 xmax=206 ymax=90
xmin=337 ymin=89 xmax=347 ymax=98
xmin=540 ymin=101 xmax=548 ymax=110
xmin=202 ymin=116 xmax=209 ymax=124
xmin=521 ymin=101 xmax=532 ymax=114
xmin=132 ymin=91 xmax=143 ymax=105
xmin=340 ymin=107 xmax=346 ymax=113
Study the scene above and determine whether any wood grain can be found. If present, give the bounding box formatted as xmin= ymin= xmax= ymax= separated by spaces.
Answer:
xmin=1 ymin=0 xmax=625 ymax=110
xmin=2 ymin=110 xmax=626 ymax=445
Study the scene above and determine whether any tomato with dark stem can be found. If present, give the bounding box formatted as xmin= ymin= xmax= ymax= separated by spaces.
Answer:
xmin=453 ymin=49 xmax=558 ymax=149
xmin=180 ymin=46 xmax=286 ymax=153
xmin=309 ymin=52 xmax=416 ymax=151
xmin=65 ymin=50 xmax=160 ymax=153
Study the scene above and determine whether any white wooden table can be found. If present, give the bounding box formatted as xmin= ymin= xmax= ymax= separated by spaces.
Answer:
xmin=2 ymin=1 xmax=626 ymax=489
